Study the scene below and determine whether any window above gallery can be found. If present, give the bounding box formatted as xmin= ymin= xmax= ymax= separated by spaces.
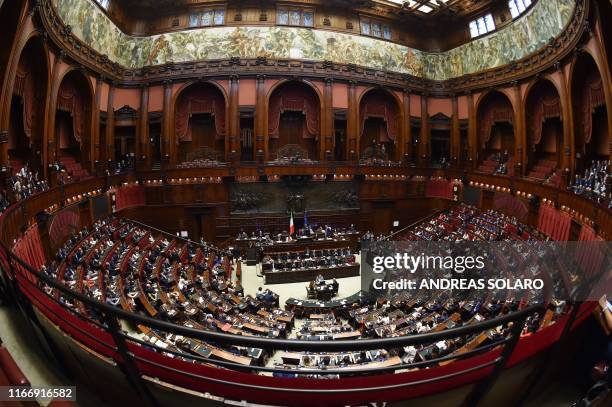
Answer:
xmin=189 ymin=8 xmax=226 ymax=28
xmin=508 ymin=0 xmax=532 ymax=19
xmin=276 ymin=6 xmax=314 ymax=27
xmin=360 ymin=17 xmax=392 ymax=40
xmin=95 ymin=0 xmax=110 ymax=10
xmin=469 ymin=13 xmax=495 ymax=38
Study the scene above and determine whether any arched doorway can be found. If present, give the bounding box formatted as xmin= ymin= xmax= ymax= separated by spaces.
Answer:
xmin=54 ymin=70 xmax=93 ymax=180
xmin=8 ymin=37 xmax=49 ymax=175
xmin=359 ymin=89 xmax=400 ymax=162
xmin=268 ymin=81 xmax=321 ymax=161
xmin=334 ymin=115 xmax=347 ymax=161
xmin=174 ymin=82 xmax=227 ymax=165
xmin=0 ymin=0 xmax=24 ymax=112
xmin=525 ymin=80 xmax=563 ymax=182
xmin=571 ymin=52 xmax=609 ymax=174
xmin=476 ymin=91 xmax=515 ymax=175
xmin=430 ymin=114 xmax=451 ymax=166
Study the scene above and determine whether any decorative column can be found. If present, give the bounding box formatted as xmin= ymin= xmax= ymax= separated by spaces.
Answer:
xmin=161 ymin=79 xmax=172 ymax=165
xmin=84 ymin=83 xmax=95 ymax=173
xmin=513 ymin=81 xmax=525 ymax=177
xmin=46 ymin=50 xmax=66 ymax=173
xmin=555 ymin=62 xmax=573 ymax=184
xmin=347 ymin=80 xmax=358 ymax=161
xmin=401 ymin=89 xmax=411 ymax=163
xmin=228 ymin=75 xmax=240 ymax=162
xmin=418 ymin=93 xmax=430 ymax=166
xmin=105 ymin=82 xmax=116 ymax=169
xmin=137 ymin=83 xmax=150 ymax=170
xmin=451 ymin=94 xmax=460 ymax=167
xmin=0 ymin=131 xmax=7 ymax=171
xmin=92 ymin=76 xmax=104 ymax=173
xmin=254 ymin=75 xmax=266 ymax=162
xmin=323 ymin=78 xmax=334 ymax=161
xmin=467 ymin=91 xmax=477 ymax=171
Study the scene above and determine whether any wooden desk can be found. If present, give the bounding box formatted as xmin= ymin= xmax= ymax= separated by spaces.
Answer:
xmin=211 ymin=349 xmax=252 ymax=366
xmin=264 ymin=264 xmax=359 ymax=284
xmin=278 ymin=352 xmax=302 ymax=365
xmin=341 ymin=356 xmax=401 ymax=370
xmin=236 ymin=234 xmax=360 ymax=258
xmin=243 ymin=322 xmax=268 ymax=335
xmin=430 ymin=313 xmax=461 ymax=332
xmin=285 ymin=291 xmax=367 ymax=316
xmin=440 ymin=331 xmax=489 ymax=366
xmin=332 ymin=331 xmax=362 ymax=340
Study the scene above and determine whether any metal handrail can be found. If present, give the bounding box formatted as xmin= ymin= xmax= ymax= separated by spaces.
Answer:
xmin=0 ymin=240 xmax=543 ymax=352
xmin=11 ymin=257 xmax=519 ymax=377
xmin=0 ymin=170 xmax=582 ymax=405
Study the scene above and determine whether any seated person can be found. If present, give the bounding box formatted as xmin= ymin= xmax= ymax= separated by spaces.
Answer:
xmin=331 ymin=278 xmax=339 ymax=293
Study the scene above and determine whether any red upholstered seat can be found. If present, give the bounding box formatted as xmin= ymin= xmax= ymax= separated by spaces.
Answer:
xmin=0 ymin=346 xmax=29 ymax=386
xmin=60 ymin=157 xmax=90 ymax=181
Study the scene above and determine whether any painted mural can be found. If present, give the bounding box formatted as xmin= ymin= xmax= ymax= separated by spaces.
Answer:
xmin=51 ymin=0 xmax=575 ymax=80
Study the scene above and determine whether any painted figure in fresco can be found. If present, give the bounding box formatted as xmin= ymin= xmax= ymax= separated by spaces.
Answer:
xmin=298 ymin=30 xmax=324 ymax=61
xmin=226 ymin=28 xmax=253 ymax=58
xmin=450 ymin=51 xmax=463 ymax=78
xmin=147 ymin=35 xmax=172 ymax=66
xmin=54 ymin=0 xmax=574 ymax=77
xmin=406 ymin=49 xmax=422 ymax=77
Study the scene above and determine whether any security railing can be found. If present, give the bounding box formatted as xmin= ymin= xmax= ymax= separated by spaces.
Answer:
xmin=0 ymin=169 xmax=603 ymax=406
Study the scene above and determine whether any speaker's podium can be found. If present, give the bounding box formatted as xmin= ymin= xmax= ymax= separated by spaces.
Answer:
xmin=246 ymin=247 xmax=258 ymax=266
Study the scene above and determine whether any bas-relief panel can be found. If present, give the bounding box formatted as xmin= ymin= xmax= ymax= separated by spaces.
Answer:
xmin=230 ymin=181 xmax=360 ymax=214
xmin=51 ymin=0 xmax=575 ymax=80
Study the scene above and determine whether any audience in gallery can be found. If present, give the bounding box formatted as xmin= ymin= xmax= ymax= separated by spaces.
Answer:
xmin=570 ymin=160 xmax=611 ymax=208
xmin=0 ymin=163 xmax=49 ymax=213
xmin=358 ymin=140 xmax=402 ymax=167
xmin=399 ymin=203 xmax=545 ymax=242
xmin=268 ymin=156 xmax=317 ymax=165
xmin=176 ymin=157 xmax=225 ymax=169
xmin=543 ymin=169 xmax=561 ymax=188
xmin=494 ymin=150 xmax=510 ymax=175
xmin=438 ymin=156 xmax=451 ymax=169
xmin=114 ymin=154 xmax=135 ymax=174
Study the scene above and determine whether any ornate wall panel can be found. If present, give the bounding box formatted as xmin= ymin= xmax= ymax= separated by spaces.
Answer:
xmin=51 ymin=0 xmax=575 ymax=80
xmin=230 ymin=180 xmax=359 ymax=214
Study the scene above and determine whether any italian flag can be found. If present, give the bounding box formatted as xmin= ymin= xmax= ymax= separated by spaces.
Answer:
xmin=289 ymin=210 xmax=295 ymax=236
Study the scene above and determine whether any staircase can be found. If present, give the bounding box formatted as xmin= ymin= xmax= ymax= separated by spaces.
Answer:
xmin=478 ymin=154 xmax=515 ymax=176
xmin=477 ymin=155 xmax=498 ymax=174
xmin=152 ymin=161 xmax=162 ymax=171
xmin=60 ymin=156 xmax=91 ymax=181
xmin=545 ymin=172 xmax=562 ymax=187
xmin=527 ymin=159 xmax=557 ymax=181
